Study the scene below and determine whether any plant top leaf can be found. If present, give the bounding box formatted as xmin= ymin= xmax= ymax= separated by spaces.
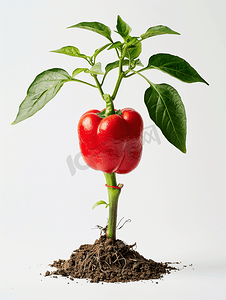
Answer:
xmin=12 ymin=69 xmax=71 ymax=125
xmin=51 ymin=46 xmax=87 ymax=59
xmin=12 ymin=16 xmax=208 ymax=139
xmin=144 ymin=83 xmax=187 ymax=153
xmin=145 ymin=53 xmax=209 ymax=85
xmin=125 ymin=38 xmax=142 ymax=60
xmin=140 ymin=25 xmax=180 ymax=40
xmin=68 ymin=21 xmax=113 ymax=42
xmin=116 ymin=15 xmax=132 ymax=40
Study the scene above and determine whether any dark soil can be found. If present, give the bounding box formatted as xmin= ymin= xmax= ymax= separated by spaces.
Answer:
xmin=45 ymin=234 xmax=177 ymax=283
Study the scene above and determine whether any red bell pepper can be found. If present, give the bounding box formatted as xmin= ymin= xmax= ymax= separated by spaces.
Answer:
xmin=78 ymin=108 xmax=143 ymax=174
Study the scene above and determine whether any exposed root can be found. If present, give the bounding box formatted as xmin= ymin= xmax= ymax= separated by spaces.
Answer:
xmin=45 ymin=235 xmax=177 ymax=283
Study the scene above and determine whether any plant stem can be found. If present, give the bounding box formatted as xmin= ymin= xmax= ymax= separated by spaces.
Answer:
xmin=129 ymin=69 xmax=153 ymax=85
xmin=93 ymin=75 xmax=105 ymax=99
xmin=111 ymin=72 xmax=124 ymax=100
xmin=94 ymin=49 xmax=128 ymax=240
xmin=111 ymin=46 xmax=128 ymax=100
xmin=70 ymin=78 xmax=97 ymax=88
xmin=104 ymin=172 xmax=122 ymax=240
xmin=104 ymin=94 xmax=115 ymax=116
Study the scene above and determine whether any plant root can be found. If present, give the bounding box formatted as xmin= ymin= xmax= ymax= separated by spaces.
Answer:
xmin=45 ymin=235 xmax=177 ymax=283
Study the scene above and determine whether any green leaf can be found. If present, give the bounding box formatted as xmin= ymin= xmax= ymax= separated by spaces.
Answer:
xmin=107 ymin=41 xmax=123 ymax=50
xmin=126 ymin=40 xmax=142 ymax=60
xmin=68 ymin=21 xmax=113 ymax=42
xmin=92 ymin=200 xmax=109 ymax=210
xmin=105 ymin=60 xmax=129 ymax=74
xmin=140 ymin=25 xmax=180 ymax=40
xmin=51 ymin=46 xmax=87 ymax=59
xmin=104 ymin=60 xmax=128 ymax=82
xmin=105 ymin=59 xmax=143 ymax=75
xmin=12 ymin=69 xmax=71 ymax=124
xmin=145 ymin=53 xmax=209 ymax=85
xmin=92 ymin=43 xmax=111 ymax=60
xmin=132 ymin=59 xmax=144 ymax=68
xmin=85 ymin=62 xmax=104 ymax=75
xmin=116 ymin=15 xmax=132 ymax=40
xmin=72 ymin=68 xmax=88 ymax=77
xmin=144 ymin=83 xmax=187 ymax=153
xmin=126 ymin=36 xmax=140 ymax=47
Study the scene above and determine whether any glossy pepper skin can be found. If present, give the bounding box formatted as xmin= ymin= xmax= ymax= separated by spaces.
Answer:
xmin=78 ymin=108 xmax=143 ymax=174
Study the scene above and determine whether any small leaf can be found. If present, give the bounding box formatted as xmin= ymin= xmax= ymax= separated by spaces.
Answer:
xmin=92 ymin=43 xmax=111 ymax=60
xmin=140 ymin=25 xmax=180 ymax=40
xmin=105 ymin=60 xmax=125 ymax=73
xmin=144 ymin=83 xmax=187 ymax=153
xmin=51 ymin=46 xmax=87 ymax=59
xmin=145 ymin=53 xmax=209 ymax=85
xmin=105 ymin=59 xmax=143 ymax=75
xmin=92 ymin=200 xmax=109 ymax=210
xmin=105 ymin=60 xmax=131 ymax=74
xmin=85 ymin=62 xmax=104 ymax=75
xmin=126 ymin=36 xmax=140 ymax=47
xmin=107 ymin=41 xmax=123 ymax=50
xmin=12 ymin=69 xmax=71 ymax=124
xmin=132 ymin=59 xmax=144 ymax=68
xmin=116 ymin=15 xmax=132 ymax=40
xmin=68 ymin=21 xmax=113 ymax=42
xmin=72 ymin=68 xmax=89 ymax=77
xmin=126 ymin=40 xmax=142 ymax=60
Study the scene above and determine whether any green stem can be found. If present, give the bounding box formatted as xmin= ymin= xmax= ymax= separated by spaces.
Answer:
xmin=104 ymin=94 xmax=115 ymax=116
xmin=111 ymin=46 xmax=128 ymax=100
xmin=93 ymin=48 xmax=128 ymax=240
xmin=104 ymin=172 xmax=123 ymax=240
xmin=129 ymin=69 xmax=153 ymax=85
xmin=93 ymin=75 xmax=105 ymax=99
xmin=111 ymin=72 xmax=124 ymax=101
xmin=124 ymin=66 xmax=151 ymax=78
xmin=70 ymin=78 xmax=98 ymax=88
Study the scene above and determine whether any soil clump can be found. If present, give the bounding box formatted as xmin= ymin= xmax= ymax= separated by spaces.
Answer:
xmin=45 ymin=234 xmax=176 ymax=283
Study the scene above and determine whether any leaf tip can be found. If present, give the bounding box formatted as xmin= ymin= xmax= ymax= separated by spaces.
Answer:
xmin=11 ymin=118 xmax=19 ymax=125
xmin=181 ymin=146 xmax=187 ymax=153
xmin=67 ymin=25 xmax=74 ymax=29
xmin=200 ymin=77 xmax=209 ymax=86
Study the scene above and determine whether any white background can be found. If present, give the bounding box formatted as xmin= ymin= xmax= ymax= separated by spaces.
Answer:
xmin=1 ymin=0 xmax=226 ymax=299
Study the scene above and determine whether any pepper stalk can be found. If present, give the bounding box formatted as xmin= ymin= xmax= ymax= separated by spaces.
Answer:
xmin=104 ymin=172 xmax=123 ymax=240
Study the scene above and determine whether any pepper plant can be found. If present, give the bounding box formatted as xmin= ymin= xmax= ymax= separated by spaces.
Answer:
xmin=12 ymin=16 xmax=208 ymax=240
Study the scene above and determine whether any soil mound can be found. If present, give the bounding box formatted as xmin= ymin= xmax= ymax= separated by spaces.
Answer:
xmin=45 ymin=234 xmax=176 ymax=283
